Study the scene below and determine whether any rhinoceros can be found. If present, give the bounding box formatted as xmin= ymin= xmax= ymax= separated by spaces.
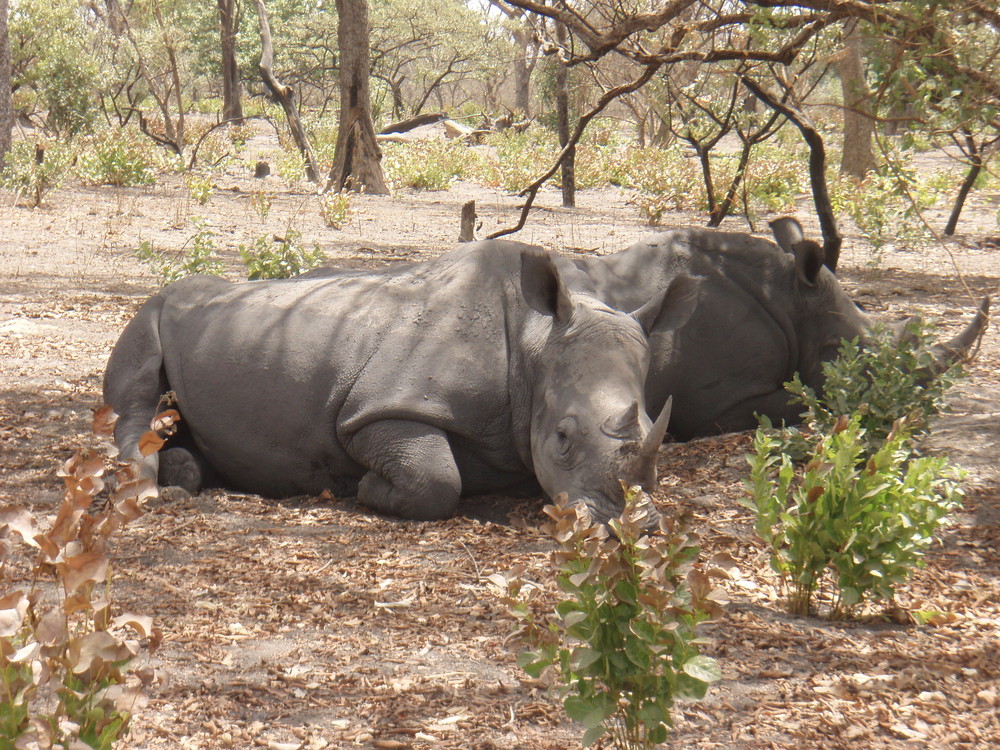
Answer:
xmin=104 ymin=242 xmax=700 ymax=523
xmin=558 ymin=218 xmax=989 ymax=439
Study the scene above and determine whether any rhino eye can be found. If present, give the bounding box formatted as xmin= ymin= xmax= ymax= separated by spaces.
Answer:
xmin=555 ymin=418 xmax=577 ymax=453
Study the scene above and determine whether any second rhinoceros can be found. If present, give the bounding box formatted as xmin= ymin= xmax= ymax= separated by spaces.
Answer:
xmin=560 ymin=218 xmax=989 ymax=439
xmin=104 ymin=241 xmax=700 ymax=523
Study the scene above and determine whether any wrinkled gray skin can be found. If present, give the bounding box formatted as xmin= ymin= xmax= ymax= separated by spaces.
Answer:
xmin=104 ymin=242 xmax=699 ymax=523
xmin=558 ymin=218 xmax=989 ymax=439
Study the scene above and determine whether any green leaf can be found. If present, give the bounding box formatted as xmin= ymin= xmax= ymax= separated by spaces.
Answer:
xmin=581 ymin=723 xmax=606 ymax=747
xmin=569 ymin=647 xmax=602 ymax=672
xmin=564 ymin=695 xmax=612 ymax=729
xmin=682 ymin=655 xmax=722 ymax=684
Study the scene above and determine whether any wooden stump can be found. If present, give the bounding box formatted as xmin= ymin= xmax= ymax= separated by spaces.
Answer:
xmin=459 ymin=200 xmax=477 ymax=242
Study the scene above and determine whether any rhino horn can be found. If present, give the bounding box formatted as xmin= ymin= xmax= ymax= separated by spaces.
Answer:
xmin=927 ymin=296 xmax=991 ymax=375
xmin=638 ymin=396 xmax=673 ymax=475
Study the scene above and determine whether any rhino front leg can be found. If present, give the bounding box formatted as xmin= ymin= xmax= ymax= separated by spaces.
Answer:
xmin=348 ymin=420 xmax=462 ymax=521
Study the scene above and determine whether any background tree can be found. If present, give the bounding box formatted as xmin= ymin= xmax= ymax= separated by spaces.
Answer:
xmin=253 ymin=0 xmax=320 ymax=182
xmin=369 ymin=0 xmax=495 ymax=120
xmin=218 ymin=0 xmax=243 ymax=124
xmin=838 ymin=20 xmax=876 ymax=178
xmin=0 ymin=0 xmax=11 ymax=169
xmin=8 ymin=0 xmax=102 ymax=136
xmin=329 ymin=0 xmax=388 ymax=194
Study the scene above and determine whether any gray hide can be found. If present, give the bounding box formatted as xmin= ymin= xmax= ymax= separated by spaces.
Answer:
xmin=559 ymin=219 xmax=989 ymax=439
xmin=104 ymin=241 xmax=699 ymax=523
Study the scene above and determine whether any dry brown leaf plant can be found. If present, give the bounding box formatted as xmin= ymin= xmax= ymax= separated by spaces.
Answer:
xmin=0 ymin=405 xmax=167 ymax=748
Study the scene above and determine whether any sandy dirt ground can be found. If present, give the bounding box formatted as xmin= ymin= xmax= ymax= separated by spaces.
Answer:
xmin=1 ymin=129 xmax=999 ymax=749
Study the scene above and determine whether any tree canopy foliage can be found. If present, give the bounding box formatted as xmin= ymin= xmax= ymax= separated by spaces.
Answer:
xmin=1 ymin=0 xmax=997 ymax=233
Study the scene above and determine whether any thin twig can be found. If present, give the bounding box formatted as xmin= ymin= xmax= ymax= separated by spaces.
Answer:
xmin=488 ymin=62 xmax=662 ymax=239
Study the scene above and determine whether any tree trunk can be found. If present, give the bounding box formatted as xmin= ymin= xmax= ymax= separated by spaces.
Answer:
xmin=555 ymin=23 xmax=575 ymax=208
xmin=512 ymin=26 xmax=534 ymax=117
xmin=218 ymin=0 xmax=243 ymax=125
xmin=743 ymin=76 xmax=842 ymax=273
xmin=838 ymin=20 xmax=876 ymax=178
xmin=0 ymin=0 xmax=12 ymax=169
xmin=944 ymin=132 xmax=996 ymax=236
xmin=328 ymin=0 xmax=388 ymax=194
xmin=253 ymin=0 xmax=320 ymax=183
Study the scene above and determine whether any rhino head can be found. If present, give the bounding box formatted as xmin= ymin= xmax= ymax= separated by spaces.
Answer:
xmin=520 ymin=250 xmax=699 ymax=524
xmin=769 ymin=217 xmax=990 ymax=392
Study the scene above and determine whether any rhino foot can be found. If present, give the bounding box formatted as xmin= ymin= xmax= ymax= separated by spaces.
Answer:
xmin=158 ymin=447 xmax=205 ymax=495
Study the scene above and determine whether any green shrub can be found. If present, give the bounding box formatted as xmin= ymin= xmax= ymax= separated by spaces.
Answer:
xmin=274 ymin=149 xmax=307 ymax=182
xmin=383 ymin=139 xmax=474 ymax=191
xmin=185 ymin=172 xmax=215 ymax=205
xmin=0 ymin=405 xmax=162 ymax=748
xmin=744 ymin=151 xmax=803 ymax=213
xmin=227 ymin=123 xmax=255 ymax=150
xmin=744 ymin=414 xmax=964 ymax=619
xmin=137 ymin=218 xmax=225 ymax=284
xmin=784 ymin=320 xmax=962 ymax=453
xmin=250 ymin=189 xmax=273 ymax=221
xmin=1 ymin=141 xmax=74 ymax=206
xmin=830 ymin=164 xmax=932 ymax=257
xmin=239 ymin=230 xmax=326 ymax=279
xmin=318 ymin=191 xmax=351 ymax=228
xmin=77 ymin=131 xmax=157 ymax=187
xmin=501 ymin=489 xmax=723 ymax=748
xmin=9 ymin=0 xmax=101 ymax=136
xmin=475 ymin=127 xmax=560 ymax=193
xmin=612 ymin=145 xmax=704 ymax=224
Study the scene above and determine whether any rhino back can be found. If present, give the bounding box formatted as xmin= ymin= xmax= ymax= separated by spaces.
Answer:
xmin=571 ymin=229 xmax=833 ymax=437
xmin=156 ymin=245 xmax=532 ymax=496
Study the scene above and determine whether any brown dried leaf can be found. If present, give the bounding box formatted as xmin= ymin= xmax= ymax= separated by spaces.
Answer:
xmin=0 ymin=506 xmax=40 ymax=549
xmin=68 ymin=631 xmax=132 ymax=674
xmin=138 ymin=431 xmax=165 ymax=457
xmin=112 ymin=613 xmax=155 ymax=640
xmin=92 ymin=405 xmax=118 ymax=439
xmin=36 ymin=608 xmax=68 ymax=647
xmin=0 ymin=591 xmax=29 ymax=637
xmin=151 ymin=409 xmax=181 ymax=432
xmin=63 ymin=592 xmax=94 ymax=616
xmin=60 ymin=551 xmax=110 ymax=594
xmin=9 ymin=641 xmax=40 ymax=664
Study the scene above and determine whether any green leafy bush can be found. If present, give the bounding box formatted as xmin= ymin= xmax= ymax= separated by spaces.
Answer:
xmin=1 ymin=141 xmax=74 ymax=207
xmin=612 ymin=146 xmax=703 ymax=225
xmin=185 ymin=172 xmax=215 ymax=205
xmin=77 ymin=131 xmax=157 ymax=187
xmin=501 ymin=490 xmax=724 ymax=748
xmin=137 ymin=218 xmax=225 ymax=284
xmin=249 ymin=189 xmax=273 ymax=221
xmin=744 ymin=151 xmax=803 ymax=213
xmin=830 ymin=158 xmax=935 ymax=259
xmin=0 ymin=405 xmax=162 ymax=748
xmin=476 ymin=128 xmax=559 ymax=193
xmin=239 ymin=230 xmax=326 ymax=280
xmin=383 ymin=139 xmax=474 ymax=191
xmin=318 ymin=191 xmax=351 ymax=229
xmin=274 ymin=149 xmax=307 ymax=182
xmin=784 ymin=320 xmax=962 ymax=452
xmin=9 ymin=0 xmax=102 ymax=135
xmin=744 ymin=414 xmax=964 ymax=619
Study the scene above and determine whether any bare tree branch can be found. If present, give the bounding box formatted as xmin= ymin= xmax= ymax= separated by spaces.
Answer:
xmin=487 ymin=62 xmax=662 ymax=239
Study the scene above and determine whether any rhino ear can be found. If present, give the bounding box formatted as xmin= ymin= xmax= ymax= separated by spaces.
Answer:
xmin=769 ymin=216 xmax=805 ymax=253
xmin=632 ymin=274 xmax=701 ymax=336
xmin=792 ymin=239 xmax=825 ymax=288
xmin=520 ymin=249 xmax=574 ymax=321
